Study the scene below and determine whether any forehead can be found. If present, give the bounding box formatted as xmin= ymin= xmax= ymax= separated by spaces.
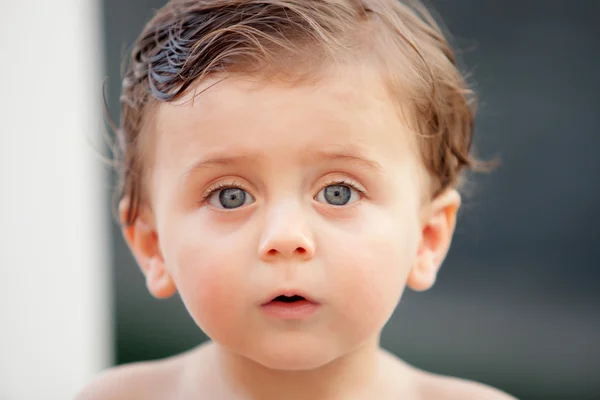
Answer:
xmin=152 ymin=66 xmax=420 ymax=174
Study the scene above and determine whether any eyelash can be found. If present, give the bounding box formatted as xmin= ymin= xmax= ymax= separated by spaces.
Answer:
xmin=201 ymin=181 xmax=245 ymax=202
xmin=201 ymin=179 xmax=366 ymax=203
xmin=322 ymin=179 xmax=366 ymax=197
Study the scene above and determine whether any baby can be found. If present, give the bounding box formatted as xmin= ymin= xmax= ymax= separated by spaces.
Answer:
xmin=79 ymin=0 xmax=515 ymax=399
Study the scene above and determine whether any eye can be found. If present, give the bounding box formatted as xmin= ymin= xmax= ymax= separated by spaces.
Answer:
xmin=207 ymin=187 xmax=255 ymax=209
xmin=315 ymin=184 xmax=361 ymax=206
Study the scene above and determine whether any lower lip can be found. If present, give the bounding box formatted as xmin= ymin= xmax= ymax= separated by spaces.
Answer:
xmin=261 ymin=300 xmax=320 ymax=319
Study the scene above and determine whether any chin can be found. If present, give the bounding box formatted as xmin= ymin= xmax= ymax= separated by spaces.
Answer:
xmin=252 ymin=349 xmax=337 ymax=371
xmin=248 ymin=334 xmax=340 ymax=371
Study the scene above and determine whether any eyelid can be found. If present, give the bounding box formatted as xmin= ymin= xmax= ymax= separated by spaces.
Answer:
xmin=200 ymin=179 xmax=252 ymax=205
xmin=321 ymin=177 xmax=366 ymax=196
xmin=198 ymin=176 xmax=367 ymax=207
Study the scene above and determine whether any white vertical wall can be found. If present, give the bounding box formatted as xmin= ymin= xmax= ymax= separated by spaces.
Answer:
xmin=0 ymin=0 xmax=111 ymax=399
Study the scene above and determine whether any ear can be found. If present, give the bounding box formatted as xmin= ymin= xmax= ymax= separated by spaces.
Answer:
xmin=407 ymin=189 xmax=461 ymax=292
xmin=119 ymin=199 xmax=176 ymax=299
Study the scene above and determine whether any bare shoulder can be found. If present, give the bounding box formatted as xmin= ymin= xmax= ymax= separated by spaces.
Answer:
xmin=415 ymin=370 xmax=518 ymax=400
xmin=75 ymin=353 xmax=188 ymax=400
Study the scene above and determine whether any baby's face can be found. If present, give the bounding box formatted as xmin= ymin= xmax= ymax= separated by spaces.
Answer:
xmin=149 ymin=67 xmax=427 ymax=370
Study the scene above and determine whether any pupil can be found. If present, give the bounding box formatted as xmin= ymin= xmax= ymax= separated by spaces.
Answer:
xmin=324 ymin=185 xmax=351 ymax=206
xmin=219 ymin=188 xmax=246 ymax=209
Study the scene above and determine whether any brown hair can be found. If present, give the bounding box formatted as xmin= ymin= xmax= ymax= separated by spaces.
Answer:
xmin=115 ymin=0 xmax=485 ymax=225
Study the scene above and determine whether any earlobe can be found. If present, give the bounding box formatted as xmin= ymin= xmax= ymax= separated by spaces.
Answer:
xmin=407 ymin=189 xmax=461 ymax=292
xmin=407 ymin=251 xmax=438 ymax=292
xmin=145 ymin=256 xmax=177 ymax=299
xmin=119 ymin=199 xmax=177 ymax=299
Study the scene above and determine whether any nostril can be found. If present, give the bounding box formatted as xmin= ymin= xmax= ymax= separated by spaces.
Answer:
xmin=265 ymin=247 xmax=306 ymax=257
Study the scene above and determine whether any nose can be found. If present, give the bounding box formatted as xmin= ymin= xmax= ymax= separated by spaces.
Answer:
xmin=258 ymin=201 xmax=315 ymax=262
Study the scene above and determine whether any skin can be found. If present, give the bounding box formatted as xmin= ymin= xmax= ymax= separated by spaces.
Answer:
xmin=78 ymin=65 xmax=516 ymax=399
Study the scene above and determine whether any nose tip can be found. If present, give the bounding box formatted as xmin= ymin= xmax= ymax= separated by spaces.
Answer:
xmin=259 ymin=232 xmax=315 ymax=261
xmin=258 ymin=201 xmax=316 ymax=261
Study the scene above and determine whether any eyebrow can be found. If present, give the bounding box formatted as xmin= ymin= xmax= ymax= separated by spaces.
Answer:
xmin=185 ymin=154 xmax=253 ymax=170
xmin=310 ymin=148 xmax=384 ymax=173
xmin=180 ymin=153 xmax=255 ymax=182
xmin=180 ymin=146 xmax=383 ymax=183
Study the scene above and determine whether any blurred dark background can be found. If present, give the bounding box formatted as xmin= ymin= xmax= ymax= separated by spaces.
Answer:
xmin=101 ymin=1 xmax=600 ymax=399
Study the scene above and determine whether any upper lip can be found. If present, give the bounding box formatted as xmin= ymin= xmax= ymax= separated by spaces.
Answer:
xmin=261 ymin=289 xmax=319 ymax=305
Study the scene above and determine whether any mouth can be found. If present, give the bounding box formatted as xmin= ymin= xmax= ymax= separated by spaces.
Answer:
xmin=270 ymin=295 xmax=308 ymax=304
xmin=261 ymin=292 xmax=320 ymax=319
xmin=261 ymin=290 xmax=318 ymax=306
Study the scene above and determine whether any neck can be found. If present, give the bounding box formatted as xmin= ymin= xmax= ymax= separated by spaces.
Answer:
xmin=212 ymin=338 xmax=382 ymax=400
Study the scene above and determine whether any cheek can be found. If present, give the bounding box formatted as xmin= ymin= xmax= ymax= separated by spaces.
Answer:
xmin=325 ymin=207 xmax=420 ymax=334
xmin=160 ymin=217 xmax=251 ymax=339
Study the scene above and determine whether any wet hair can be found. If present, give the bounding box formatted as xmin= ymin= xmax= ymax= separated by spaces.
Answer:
xmin=115 ymin=0 xmax=486 ymax=225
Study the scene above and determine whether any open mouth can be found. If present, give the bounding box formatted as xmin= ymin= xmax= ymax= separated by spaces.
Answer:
xmin=261 ymin=293 xmax=319 ymax=319
xmin=271 ymin=295 xmax=306 ymax=303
